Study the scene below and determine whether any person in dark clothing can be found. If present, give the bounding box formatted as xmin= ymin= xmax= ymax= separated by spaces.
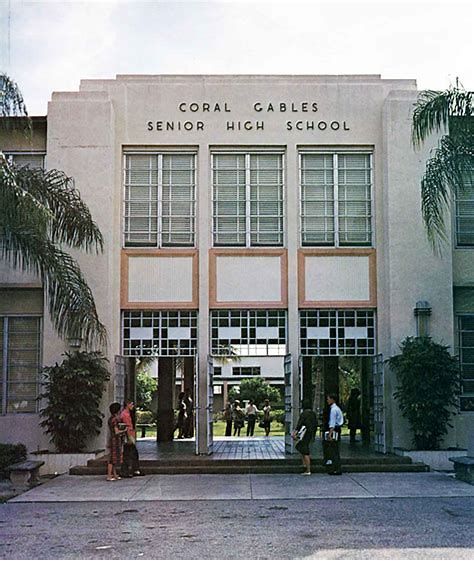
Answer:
xmin=183 ymin=388 xmax=194 ymax=438
xmin=293 ymin=399 xmax=318 ymax=475
xmin=176 ymin=392 xmax=187 ymax=439
xmin=346 ymin=388 xmax=362 ymax=443
xmin=223 ymin=402 xmax=233 ymax=436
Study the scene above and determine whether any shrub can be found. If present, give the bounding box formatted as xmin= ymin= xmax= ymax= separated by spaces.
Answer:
xmin=389 ymin=337 xmax=460 ymax=450
xmin=0 ymin=443 xmax=27 ymax=478
xmin=136 ymin=409 xmax=155 ymax=425
xmin=39 ymin=351 xmax=110 ymax=452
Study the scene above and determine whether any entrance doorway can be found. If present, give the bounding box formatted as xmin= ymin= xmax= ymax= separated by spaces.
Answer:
xmin=115 ymin=355 xmax=197 ymax=445
xmin=301 ymin=356 xmax=378 ymax=446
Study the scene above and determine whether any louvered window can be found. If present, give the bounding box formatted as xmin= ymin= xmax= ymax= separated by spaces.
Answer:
xmin=6 ymin=153 xmax=45 ymax=169
xmin=0 ymin=317 xmax=41 ymax=415
xmin=300 ymin=152 xmax=372 ymax=246
xmin=124 ymin=153 xmax=196 ymax=247
xmin=455 ymin=170 xmax=474 ymax=246
xmin=213 ymin=153 xmax=284 ymax=246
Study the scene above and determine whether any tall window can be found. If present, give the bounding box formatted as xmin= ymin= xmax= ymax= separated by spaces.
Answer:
xmin=455 ymin=170 xmax=474 ymax=246
xmin=300 ymin=152 xmax=372 ymax=246
xmin=0 ymin=317 xmax=41 ymax=414
xmin=124 ymin=153 xmax=196 ymax=247
xmin=458 ymin=315 xmax=474 ymax=411
xmin=212 ymin=152 xmax=284 ymax=246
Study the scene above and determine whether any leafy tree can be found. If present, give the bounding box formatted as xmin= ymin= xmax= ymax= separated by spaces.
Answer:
xmin=136 ymin=370 xmax=156 ymax=411
xmin=0 ymin=72 xmax=106 ymax=349
xmin=39 ymin=351 xmax=110 ymax=452
xmin=228 ymin=377 xmax=280 ymax=407
xmin=412 ymin=82 xmax=473 ymax=250
xmin=389 ymin=337 xmax=460 ymax=450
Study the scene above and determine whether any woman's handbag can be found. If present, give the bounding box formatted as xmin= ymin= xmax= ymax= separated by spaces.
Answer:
xmin=258 ymin=421 xmax=265 ymax=429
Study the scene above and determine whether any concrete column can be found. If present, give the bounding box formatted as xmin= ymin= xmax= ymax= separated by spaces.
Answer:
xmin=286 ymin=145 xmax=301 ymax=432
xmin=361 ymin=357 xmax=371 ymax=443
xmin=156 ymin=357 xmax=175 ymax=442
xmin=197 ymin=146 xmax=210 ymax=454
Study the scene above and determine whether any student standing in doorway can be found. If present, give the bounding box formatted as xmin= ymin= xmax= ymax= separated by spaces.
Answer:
xmin=245 ymin=400 xmax=259 ymax=436
xmin=120 ymin=399 xmax=142 ymax=477
xmin=293 ymin=400 xmax=318 ymax=475
xmin=325 ymin=394 xmax=344 ymax=475
xmin=223 ymin=402 xmax=233 ymax=436
xmin=262 ymin=399 xmax=272 ymax=437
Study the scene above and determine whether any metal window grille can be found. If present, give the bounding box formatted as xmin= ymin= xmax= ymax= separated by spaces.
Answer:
xmin=232 ymin=366 xmax=261 ymax=376
xmin=210 ymin=310 xmax=287 ymax=356
xmin=124 ymin=153 xmax=196 ymax=247
xmin=122 ymin=311 xmax=197 ymax=356
xmin=300 ymin=309 xmax=376 ymax=356
xmin=455 ymin=170 xmax=474 ymax=247
xmin=300 ymin=152 xmax=372 ymax=247
xmin=0 ymin=316 xmax=41 ymax=415
xmin=457 ymin=315 xmax=474 ymax=411
xmin=5 ymin=153 xmax=45 ymax=169
xmin=212 ymin=153 xmax=284 ymax=246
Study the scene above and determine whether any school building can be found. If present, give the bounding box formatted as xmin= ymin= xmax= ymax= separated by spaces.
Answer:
xmin=0 ymin=74 xmax=472 ymax=456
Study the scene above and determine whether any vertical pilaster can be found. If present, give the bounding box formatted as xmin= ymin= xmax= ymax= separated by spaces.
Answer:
xmin=286 ymin=146 xmax=301 ymax=429
xmin=197 ymin=145 xmax=210 ymax=454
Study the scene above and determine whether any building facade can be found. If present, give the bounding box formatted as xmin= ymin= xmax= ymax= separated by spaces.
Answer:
xmin=0 ymin=75 xmax=472 ymax=455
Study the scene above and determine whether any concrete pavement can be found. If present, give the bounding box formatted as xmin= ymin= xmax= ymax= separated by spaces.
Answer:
xmin=9 ymin=471 xmax=474 ymax=503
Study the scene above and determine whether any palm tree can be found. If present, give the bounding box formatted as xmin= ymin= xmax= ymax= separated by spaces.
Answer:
xmin=412 ymin=81 xmax=473 ymax=250
xmin=0 ymin=73 xmax=107 ymax=349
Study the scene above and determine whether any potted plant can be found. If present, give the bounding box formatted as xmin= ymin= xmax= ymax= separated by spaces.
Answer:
xmin=389 ymin=336 xmax=465 ymax=469
xmin=34 ymin=351 xmax=110 ymax=474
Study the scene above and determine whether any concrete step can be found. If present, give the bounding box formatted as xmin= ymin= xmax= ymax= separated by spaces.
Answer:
xmin=70 ymin=462 xmax=428 ymax=475
xmin=86 ymin=455 xmax=414 ymax=468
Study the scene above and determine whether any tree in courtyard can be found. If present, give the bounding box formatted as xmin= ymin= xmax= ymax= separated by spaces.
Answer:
xmin=412 ymin=81 xmax=473 ymax=250
xmin=0 ymin=73 xmax=106 ymax=349
xmin=228 ymin=377 xmax=281 ymax=407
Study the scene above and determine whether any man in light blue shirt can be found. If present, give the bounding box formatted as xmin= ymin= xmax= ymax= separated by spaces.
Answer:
xmin=326 ymin=394 xmax=344 ymax=475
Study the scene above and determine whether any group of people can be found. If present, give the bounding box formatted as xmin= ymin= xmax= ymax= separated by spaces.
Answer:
xmin=222 ymin=399 xmax=273 ymax=437
xmin=107 ymin=389 xmax=358 ymax=479
xmin=175 ymin=388 xmax=194 ymax=439
xmin=107 ymin=399 xmax=142 ymax=481
xmin=293 ymin=393 xmax=345 ymax=476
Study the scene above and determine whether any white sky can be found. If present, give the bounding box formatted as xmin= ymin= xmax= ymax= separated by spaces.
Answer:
xmin=0 ymin=0 xmax=473 ymax=115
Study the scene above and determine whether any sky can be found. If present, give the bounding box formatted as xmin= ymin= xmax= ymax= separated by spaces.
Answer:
xmin=0 ymin=0 xmax=473 ymax=115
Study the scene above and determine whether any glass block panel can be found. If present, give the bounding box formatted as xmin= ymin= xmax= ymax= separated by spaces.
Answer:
xmin=300 ymin=309 xmax=376 ymax=356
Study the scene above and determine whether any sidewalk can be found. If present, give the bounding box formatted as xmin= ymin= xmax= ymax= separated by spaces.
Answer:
xmin=9 ymin=471 xmax=474 ymax=503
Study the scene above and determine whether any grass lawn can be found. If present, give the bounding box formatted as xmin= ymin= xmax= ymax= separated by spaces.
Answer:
xmin=138 ymin=420 xmax=285 ymax=439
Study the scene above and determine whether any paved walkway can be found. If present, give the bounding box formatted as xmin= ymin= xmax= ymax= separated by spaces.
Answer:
xmin=9 ymin=472 xmax=474 ymax=503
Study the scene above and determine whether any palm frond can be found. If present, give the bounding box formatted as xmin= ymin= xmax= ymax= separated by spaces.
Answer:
xmin=12 ymin=165 xmax=104 ymax=252
xmin=0 ymin=73 xmax=31 ymax=135
xmin=412 ymin=86 xmax=473 ymax=147
xmin=421 ymin=134 xmax=473 ymax=250
xmin=0 ymin=226 xmax=107 ymax=350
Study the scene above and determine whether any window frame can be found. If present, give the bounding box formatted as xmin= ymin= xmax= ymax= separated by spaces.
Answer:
xmin=4 ymin=151 xmax=46 ymax=169
xmin=122 ymin=151 xmax=197 ymax=249
xmin=0 ymin=314 xmax=42 ymax=416
xmin=454 ymin=170 xmax=474 ymax=248
xmin=211 ymin=150 xmax=285 ymax=248
xmin=457 ymin=313 xmax=474 ymax=411
xmin=298 ymin=149 xmax=374 ymax=248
